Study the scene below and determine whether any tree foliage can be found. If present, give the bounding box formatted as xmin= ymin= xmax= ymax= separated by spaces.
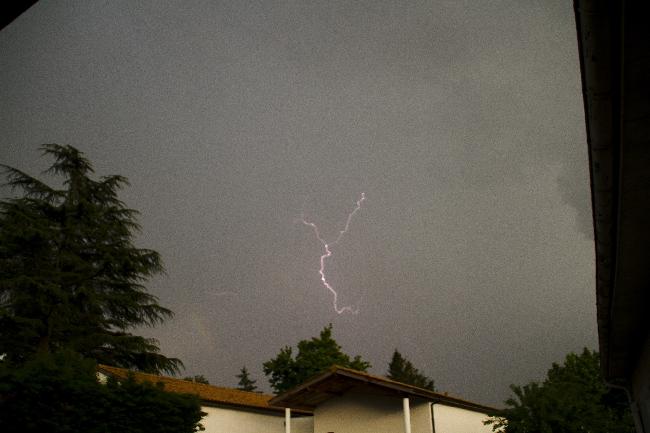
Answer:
xmin=184 ymin=375 xmax=210 ymax=384
xmin=0 ymin=144 xmax=181 ymax=374
xmin=0 ymin=351 xmax=205 ymax=433
xmin=486 ymin=348 xmax=634 ymax=433
xmin=236 ymin=366 xmax=257 ymax=391
xmin=263 ymin=324 xmax=371 ymax=394
xmin=386 ymin=349 xmax=435 ymax=390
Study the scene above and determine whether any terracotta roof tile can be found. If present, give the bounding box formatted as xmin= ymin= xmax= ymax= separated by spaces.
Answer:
xmin=97 ymin=364 xmax=311 ymax=414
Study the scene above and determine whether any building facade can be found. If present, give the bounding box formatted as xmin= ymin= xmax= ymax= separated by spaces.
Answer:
xmin=271 ymin=366 xmax=497 ymax=433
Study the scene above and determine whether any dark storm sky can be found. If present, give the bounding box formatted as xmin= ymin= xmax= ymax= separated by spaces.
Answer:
xmin=0 ymin=0 xmax=595 ymax=406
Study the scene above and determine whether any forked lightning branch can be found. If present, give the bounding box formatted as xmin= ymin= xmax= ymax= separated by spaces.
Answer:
xmin=299 ymin=193 xmax=366 ymax=314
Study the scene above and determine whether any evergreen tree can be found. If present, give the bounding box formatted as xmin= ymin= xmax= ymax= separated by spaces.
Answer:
xmin=263 ymin=324 xmax=370 ymax=393
xmin=236 ymin=366 xmax=257 ymax=391
xmin=386 ymin=349 xmax=435 ymax=390
xmin=486 ymin=348 xmax=634 ymax=433
xmin=0 ymin=144 xmax=181 ymax=374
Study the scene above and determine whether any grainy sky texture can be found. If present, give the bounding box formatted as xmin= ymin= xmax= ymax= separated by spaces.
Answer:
xmin=0 ymin=0 xmax=595 ymax=406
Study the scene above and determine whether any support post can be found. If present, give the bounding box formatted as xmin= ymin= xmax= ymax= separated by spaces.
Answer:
xmin=285 ymin=407 xmax=291 ymax=433
xmin=403 ymin=397 xmax=412 ymax=433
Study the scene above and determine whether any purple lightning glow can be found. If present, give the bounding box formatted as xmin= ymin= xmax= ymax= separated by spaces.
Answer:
xmin=300 ymin=193 xmax=366 ymax=314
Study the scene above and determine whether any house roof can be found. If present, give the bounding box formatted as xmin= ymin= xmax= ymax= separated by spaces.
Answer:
xmin=269 ymin=366 xmax=500 ymax=413
xmin=574 ymin=0 xmax=650 ymax=384
xmin=1 ymin=1 xmax=39 ymax=31
xmin=97 ymin=364 xmax=311 ymax=415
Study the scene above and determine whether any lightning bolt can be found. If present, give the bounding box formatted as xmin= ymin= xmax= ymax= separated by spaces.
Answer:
xmin=300 ymin=193 xmax=366 ymax=314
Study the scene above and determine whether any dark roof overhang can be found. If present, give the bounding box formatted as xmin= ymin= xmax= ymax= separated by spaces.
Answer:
xmin=574 ymin=0 xmax=650 ymax=384
xmin=1 ymin=1 xmax=40 ymax=31
xmin=269 ymin=366 xmax=499 ymax=414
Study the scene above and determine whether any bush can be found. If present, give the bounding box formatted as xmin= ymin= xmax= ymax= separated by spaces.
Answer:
xmin=0 ymin=352 xmax=204 ymax=433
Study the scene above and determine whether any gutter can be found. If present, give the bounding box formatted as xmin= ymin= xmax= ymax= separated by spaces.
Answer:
xmin=573 ymin=0 xmax=622 ymax=382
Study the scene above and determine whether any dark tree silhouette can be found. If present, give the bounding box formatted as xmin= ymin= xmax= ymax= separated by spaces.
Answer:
xmin=236 ymin=366 xmax=257 ymax=391
xmin=184 ymin=375 xmax=210 ymax=385
xmin=263 ymin=324 xmax=370 ymax=394
xmin=0 ymin=351 xmax=204 ymax=433
xmin=486 ymin=349 xmax=634 ymax=433
xmin=0 ymin=144 xmax=181 ymax=374
xmin=386 ymin=349 xmax=435 ymax=390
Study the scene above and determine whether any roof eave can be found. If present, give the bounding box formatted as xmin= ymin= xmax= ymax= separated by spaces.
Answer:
xmin=574 ymin=0 xmax=650 ymax=385
xmin=573 ymin=0 xmax=620 ymax=382
xmin=270 ymin=366 xmax=500 ymax=414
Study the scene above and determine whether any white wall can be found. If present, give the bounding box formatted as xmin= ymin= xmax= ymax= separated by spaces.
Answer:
xmin=289 ymin=412 xmax=314 ymax=433
xmin=201 ymin=405 xmax=313 ymax=433
xmin=411 ymin=401 xmax=434 ymax=433
xmin=313 ymin=391 xmax=432 ymax=433
xmin=432 ymin=404 xmax=492 ymax=433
